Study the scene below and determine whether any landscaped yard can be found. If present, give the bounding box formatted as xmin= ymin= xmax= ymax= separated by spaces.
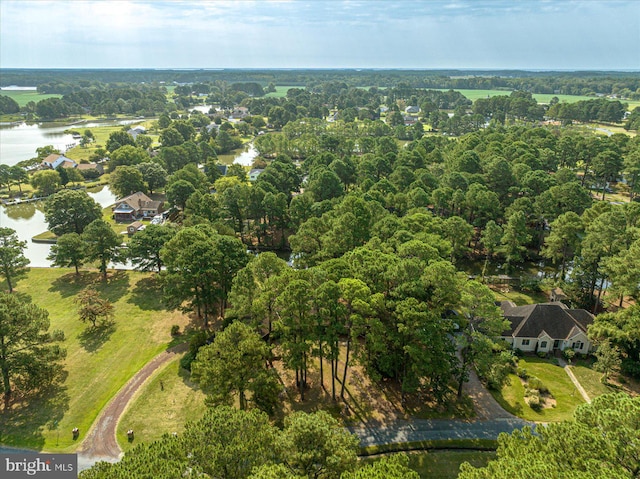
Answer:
xmin=490 ymin=357 xmax=585 ymax=422
xmin=569 ymin=359 xmax=616 ymax=399
xmin=117 ymin=356 xmax=206 ymax=451
xmin=0 ymin=267 xmax=193 ymax=452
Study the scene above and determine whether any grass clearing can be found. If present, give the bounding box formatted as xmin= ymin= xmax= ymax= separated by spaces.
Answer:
xmin=264 ymin=86 xmax=299 ymax=98
xmin=116 ymin=356 xmax=206 ymax=451
xmin=407 ymin=450 xmax=496 ymax=479
xmin=569 ymin=359 xmax=615 ymax=399
xmin=0 ymin=90 xmax=63 ymax=107
xmin=491 ymin=287 xmax=548 ymax=306
xmin=0 ymin=268 xmax=193 ymax=452
xmin=490 ymin=357 xmax=585 ymax=422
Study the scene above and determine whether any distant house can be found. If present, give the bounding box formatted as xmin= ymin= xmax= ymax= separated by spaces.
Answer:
xmin=229 ymin=107 xmax=249 ymax=120
xmin=217 ymin=164 xmax=228 ymax=176
xmin=112 ymin=191 xmax=164 ymax=222
xmin=405 ymin=105 xmax=420 ymax=114
xmin=41 ymin=154 xmax=76 ymax=170
xmin=76 ymin=162 xmax=104 ymax=176
xmin=127 ymin=221 xmax=145 ymax=236
xmin=249 ymin=168 xmax=264 ymax=182
xmin=500 ymin=301 xmax=595 ymax=355
xmin=127 ymin=126 xmax=146 ymax=140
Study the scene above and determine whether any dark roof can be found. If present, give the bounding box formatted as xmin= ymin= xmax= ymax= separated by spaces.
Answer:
xmin=500 ymin=302 xmax=593 ymax=340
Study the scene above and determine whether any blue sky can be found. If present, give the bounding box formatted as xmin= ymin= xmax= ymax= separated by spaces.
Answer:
xmin=1 ymin=0 xmax=638 ymax=70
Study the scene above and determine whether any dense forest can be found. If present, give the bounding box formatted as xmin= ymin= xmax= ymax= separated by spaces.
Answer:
xmin=2 ymin=70 xmax=640 ymax=478
xmin=2 ymin=68 xmax=640 ymax=98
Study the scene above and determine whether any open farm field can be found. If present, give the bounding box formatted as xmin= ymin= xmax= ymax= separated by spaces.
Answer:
xmin=265 ymin=86 xmax=299 ymax=98
xmin=0 ymin=268 xmax=192 ymax=452
xmin=1 ymin=90 xmax=63 ymax=107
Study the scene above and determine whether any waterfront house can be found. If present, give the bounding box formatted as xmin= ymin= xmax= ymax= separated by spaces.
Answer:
xmin=112 ymin=191 xmax=163 ymax=222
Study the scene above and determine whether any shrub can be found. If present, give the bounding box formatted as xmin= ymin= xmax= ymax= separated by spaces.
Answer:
xmin=516 ymin=367 xmax=529 ymax=379
xmin=563 ymin=348 xmax=576 ymax=361
xmin=528 ymin=377 xmax=550 ymax=394
xmin=514 ymin=348 xmax=524 ymax=357
xmin=180 ymin=330 xmax=209 ymax=371
xmin=537 ymin=351 xmax=548 ymax=359
xmin=621 ymin=358 xmax=640 ymax=379
xmin=526 ymin=391 xmax=543 ymax=411
xmin=170 ymin=324 xmax=180 ymax=336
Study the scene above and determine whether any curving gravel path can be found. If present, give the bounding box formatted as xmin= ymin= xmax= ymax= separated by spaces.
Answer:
xmin=76 ymin=343 xmax=188 ymax=467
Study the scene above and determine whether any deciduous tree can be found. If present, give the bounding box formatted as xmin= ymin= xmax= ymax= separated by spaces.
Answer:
xmin=47 ymin=232 xmax=85 ymax=275
xmin=74 ymin=287 xmax=114 ymax=328
xmin=44 ymin=189 xmax=102 ymax=236
xmin=81 ymin=219 xmax=126 ymax=281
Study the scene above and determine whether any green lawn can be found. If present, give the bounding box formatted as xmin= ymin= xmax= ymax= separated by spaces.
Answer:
xmin=492 ymin=288 xmax=548 ymax=306
xmin=0 ymin=268 xmax=192 ymax=452
xmin=117 ymin=356 xmax=206 ymax=451
xmin=264 ymin=86 xmax=299 ymax=98
xmin=64 ymin=123 xmax=159 ymax=164
xmin=363 ymin=451 xmax=495 ymax=479
xmin=407 ymin=450 xmax=496 ymax=479
xmin=0 ymin=90 xmax=63 ymax=107
xmin=569 ymin=360 xmax=615 ymax=399
xmin=490 ymin=357 xmax=585 ymax=422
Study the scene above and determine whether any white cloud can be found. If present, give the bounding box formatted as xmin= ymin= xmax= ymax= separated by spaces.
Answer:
xmin=1 ymin=0 xmax=638 ymax=69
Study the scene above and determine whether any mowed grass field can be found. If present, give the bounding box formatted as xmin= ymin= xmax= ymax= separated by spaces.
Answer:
xmin=0 ymin=90 xmax=63 ymax=107
xmin=490 ymin=357 xmax=585 ymax=422
xmin=117 ymin=356 xmax=207 ymax=451
xmin=264 ymin=85 xmax=300 ymax=98
xmin=0 ymin=268 xmax=192 ymax=452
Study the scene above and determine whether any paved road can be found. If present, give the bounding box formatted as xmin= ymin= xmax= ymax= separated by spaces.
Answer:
xmin=349 ymin=417 xmax=530 ymax=447
xmin=348 ymin=364 xmax=531 ymax=447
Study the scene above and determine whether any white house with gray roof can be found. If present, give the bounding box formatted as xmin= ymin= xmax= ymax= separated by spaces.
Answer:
xmin=500 ymin=301 xmax=595 ymax=355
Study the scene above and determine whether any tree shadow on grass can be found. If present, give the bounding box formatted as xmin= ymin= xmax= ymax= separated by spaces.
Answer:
xmin=0 ymin=373 xmax=70 ymax=451
xmin=128 ymin=275 xmax=164 ymax=311
xmin=49 ymin=271 xmax=101 ymax=298
xmin=93 ymin=270 xmax=130 ymax=303
xmin=77 ymin=320 xmax=116 ymax=353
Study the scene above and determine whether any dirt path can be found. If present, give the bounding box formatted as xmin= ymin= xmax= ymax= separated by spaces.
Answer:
xmin=77 ymin=344 xmax=187 ymax=462
xmin=557 ymin=357 xmax=591 ymax=403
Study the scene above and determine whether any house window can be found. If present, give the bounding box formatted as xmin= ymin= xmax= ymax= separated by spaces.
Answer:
xmin=553 ymin=340 xmax=560 ymax=349
xmin=573 ymin=341 xmax=584 ymax=350
xmin=522 ymin=339 xmax=530 ymax=346
xmin=540 ymin=341 xmax=547 ymax=349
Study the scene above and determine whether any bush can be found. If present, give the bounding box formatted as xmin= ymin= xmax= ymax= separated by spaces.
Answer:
xmin=516 ymin=367 xmax=529 ymax=379
xmin=180 ymin=330 xmax=209 ymax=371
xmin=526 ymin=391 xmax=543 ymax=411
xmin=621 ymin=358 xmax=640 ymax=379
xmin=537 ymin=351 xmax=548 ymax=359
xmin=170 ymin=324 xmax=180 ymax=336
xmin=514 ymin=348 xmax=524 ymax=357
xmin=528 ymin=377 xmax=550 ymax=394
xmin=563 ymin=348 xmax=576 ymax=361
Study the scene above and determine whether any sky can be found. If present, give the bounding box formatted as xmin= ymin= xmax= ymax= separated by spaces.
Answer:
xmin=1 ymin=0 xmax=639 ymax=70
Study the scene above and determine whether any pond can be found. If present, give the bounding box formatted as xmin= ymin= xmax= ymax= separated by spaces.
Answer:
xmin=0 ymin=185 xmax=117 ymax=267
xmin=0 ymin=119 xmax=145 ymax=167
